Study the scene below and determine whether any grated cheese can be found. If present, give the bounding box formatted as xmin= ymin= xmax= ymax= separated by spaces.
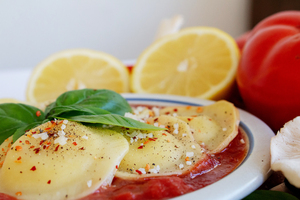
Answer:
xmin=54 ymin=136 xmax=68 ymax=146
xmin=173 ymin=123 xmax=179 ymax=134
xmin=186 ymin=152 xmax=194 ymax=157
xmin=186 ymin=161 xmax=192 ymax=165
xmin=32 ymin=132 xmax=49 ymax=140
xmin=81 ymin=135 xmax=88 ymax=140
xmin=152 ymin=107 xmax=160 ymax=116
xmin=61 ymin=124 xmax=66 ymax=130
xmin=138 ymin=168 xmax=146 ymax=174
xmin=87 ymin=180 xmax=92 ymax=188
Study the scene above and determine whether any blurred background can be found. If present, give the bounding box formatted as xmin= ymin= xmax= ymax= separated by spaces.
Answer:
xmin=0 ymin=0 xmax=299 ymax=71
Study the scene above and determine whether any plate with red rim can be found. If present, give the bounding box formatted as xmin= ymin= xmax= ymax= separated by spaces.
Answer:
xmin=122 ymin=93 xmax=274 ymax=200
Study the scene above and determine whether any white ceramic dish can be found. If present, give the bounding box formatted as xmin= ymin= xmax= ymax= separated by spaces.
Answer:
xmin=123 ymin=93 xmax=274 ymax=200
xmin=0 ymin=70 xmax=274 ymax=200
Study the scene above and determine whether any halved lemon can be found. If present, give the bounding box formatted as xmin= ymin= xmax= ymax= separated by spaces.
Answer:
xmin=131 ymin=27 xmax=240 ymax=100
xmin=26 ymin=49 xmax=130 ymax=104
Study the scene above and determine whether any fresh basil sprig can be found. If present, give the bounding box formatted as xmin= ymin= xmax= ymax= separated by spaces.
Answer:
xmin=46 ymin=89 xmax=132 ymax=117
xmin=0 ymin=103 xmax=45 ymax=144
xmin=0 ymin=89 xmax=164 ymax=145
xmin=61 ymin=114 xmax=162 ymax=131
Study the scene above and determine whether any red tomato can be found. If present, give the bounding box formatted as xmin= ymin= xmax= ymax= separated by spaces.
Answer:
xmin=237 ymin=11 xmax=300 ymax=132
xmin=235 ymin=31 xmax=251 ymax=51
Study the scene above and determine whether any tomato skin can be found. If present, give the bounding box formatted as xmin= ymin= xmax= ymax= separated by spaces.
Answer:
xmin=235 ymin=31 xmax=251 ymax=51
xmin=237 ymin=11 xmax=300 ymax=131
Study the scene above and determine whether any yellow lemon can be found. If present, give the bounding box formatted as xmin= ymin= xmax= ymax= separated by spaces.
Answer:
xmin=131 ymin=27 xmax=240 ymax=100
xmin=26 ymin=49 xmax=130 ymax=104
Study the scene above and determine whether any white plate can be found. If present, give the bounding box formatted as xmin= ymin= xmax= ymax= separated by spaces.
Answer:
xmin=122 ymin=93 xmax=274 ymax=200
xmin=0 ymin=70 xmax=274 ymax=200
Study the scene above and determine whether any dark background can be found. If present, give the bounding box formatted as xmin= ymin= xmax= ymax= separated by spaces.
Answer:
xmin=251 ymin=0 xmax=300 ymax=28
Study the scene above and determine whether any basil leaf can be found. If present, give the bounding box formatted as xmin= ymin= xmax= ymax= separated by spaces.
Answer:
xmin=243 ymin=190 xmax=298 ymax=200
xmin=46 ymin=105 xmax=110 ymax=118
xmin=60 ymin=114 xmax=165 ymax=131
xmin=0 ymin=103 xmax=45 ymax=145
xmin=44 ymin=101 xmax=56 ymax=117
xmin=49 ymin=89 xmax=131 ymax=116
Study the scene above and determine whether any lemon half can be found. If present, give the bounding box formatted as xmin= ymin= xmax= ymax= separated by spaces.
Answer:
xmin=26 ymin=49 xmax=130 ymax=104
xmin=131 ymin=27 xmax=240 ymax=100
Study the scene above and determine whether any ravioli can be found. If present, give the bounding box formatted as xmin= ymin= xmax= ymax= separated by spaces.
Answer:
xmin=160 ymin=100 xmax=240 ymax=153
xmin=115 ymin=115 xmax=206 ymax=179
xmin=0 ymin=136 xmax=13 ymax=168
xmin=0 ymin=120 xmax=129 ymax=200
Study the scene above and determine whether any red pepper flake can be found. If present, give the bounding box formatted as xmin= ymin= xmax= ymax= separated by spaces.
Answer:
xmin=144 ymin=140 xmax=149 ymax=144
xmin=138 ymin=145 xmax=144 ymax=149
xmin=45 ymin=127 xmax=51 ymax=131
xmin=15 ymin=146 xmax=22 ymax=151
xmin=31 ymin=131 xmax=36 ymax=134
xmin=33 ymin=148 xmax=41 ymax=154
xmin=186 ymin=106 xmax=191 ymax=110
xmin=30 ymin=166 xmax=37 ymax=171
xmin=148 ymin=138 xmax=157 ymax=141
xmin=1 ymin=148 xmax=4 ymax=152
xmin=30 ymin=145 xmax=35 ymax=149
xmin=173 ymin=108 xmax=178 ymax=112
xmin=47 ymin=180 xmax=51 ymax=184
xmin=15 ymin=192 xmax=22 ymax=196
xmin=79 ymin=147 xmax=85 ymax=150
xmin=135 ymin=169 xmax=142 ymax=175
xmin=17 ymin=156 xmax=22 ymax=160
xmin=36 ymin=111 xmax=41 ymax=117
xmin=25 ymin=140 xmax=30 ymax=145
xmin=116 ymin=165 xmax=118 ymax=169
xmin=55 ymin=145 xmax=60 ymax=151
xmin=164 ymin=112 xmax=170 ymax=115
xmin=72 ymin=142 xmax=77 ymax=146
xmin=162 ymin=133 xmax=167 ymax=136
xmin=40 ymin=140 xmax=44 ymax=145
xmin=43 ymin=145 xmax=46 ymax=149
xmin=19 ymin=140 xmax=22 ymax=143
xmin=185 ymin=157 xmax=190 ymax=161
